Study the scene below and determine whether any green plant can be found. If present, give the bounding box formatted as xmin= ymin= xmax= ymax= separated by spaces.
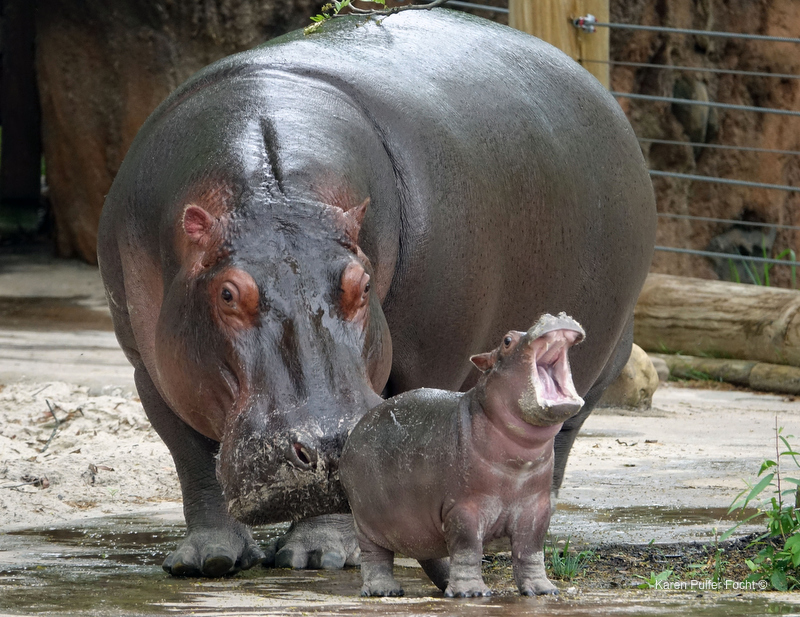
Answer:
xmin=546 ymin=537 xmax=593 ymax=580
xmin=305 ymin=0 xmax=447 ymax=34
xmin=722 ymin=420 xmax=800 ymax=590
xmin=634 ymin=569 xmax=673 ymax=589
xmin=688 ymin=529 xmax=727 ymax=583
xmin=727 ymin=241 xmax=797 ymax=290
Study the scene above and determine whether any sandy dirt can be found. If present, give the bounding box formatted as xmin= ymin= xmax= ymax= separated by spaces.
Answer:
xmin=0 ymin=382 xmax=179 ymax=530
xmin=1 ymin=377 xmax=797 ymax=545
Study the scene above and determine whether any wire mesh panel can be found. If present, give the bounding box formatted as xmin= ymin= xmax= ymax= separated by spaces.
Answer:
xmin=442 ymin=1 xmax=800 ymax=286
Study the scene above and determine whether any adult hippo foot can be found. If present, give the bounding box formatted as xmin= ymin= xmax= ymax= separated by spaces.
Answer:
xmin=266 ymin=514 xmax=360 ymax=570
xmin=360 ymin=577 xmax=405 ymax=597
xmin=163 ymin=523 xmax=265 ymax=577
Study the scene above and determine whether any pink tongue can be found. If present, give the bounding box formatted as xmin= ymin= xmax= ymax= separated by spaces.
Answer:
xmin=537 ymin=365 xmax=560 ymax=400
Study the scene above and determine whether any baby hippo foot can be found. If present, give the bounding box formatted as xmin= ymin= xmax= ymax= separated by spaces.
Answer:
xmin=444 ymin=578 xmax=492 ymax=598
xmin=163 ymin=523 xmax=265 ymax=577
xmin=519 ymin=577 xmax=559 ymax=596
xmin=514 ymin=553 xmax=559 ymax=596
xmin=268 ymin=514 xmax=360 ymax=570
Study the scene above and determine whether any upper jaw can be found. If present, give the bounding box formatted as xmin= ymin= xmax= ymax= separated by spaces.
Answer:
xmin=518 ymin=313 xmax=585 ymax=425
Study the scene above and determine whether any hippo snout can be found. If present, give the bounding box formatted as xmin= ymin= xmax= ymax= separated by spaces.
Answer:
xmin=218 ymin=420 xmax=351 ymax=525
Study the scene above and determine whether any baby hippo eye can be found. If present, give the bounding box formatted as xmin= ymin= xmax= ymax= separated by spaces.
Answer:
xmin=503 ymin=335 xmax=513 ymax=347
xmin=221 ymin=288 xmax=233 ymax=303
xmin=364 ymin=281 xmax=371 ymax=294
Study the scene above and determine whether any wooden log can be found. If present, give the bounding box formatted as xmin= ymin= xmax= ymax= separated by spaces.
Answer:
xmin=508 ymin=0 xmax=609 ymax=88
xmin=635 ymin=274 xmax=800 ymax=367
xmin=654 ymin=353 xmax=800 ymax=395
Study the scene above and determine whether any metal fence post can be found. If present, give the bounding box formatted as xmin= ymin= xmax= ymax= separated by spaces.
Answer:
xmin=508 ymin=0 xmax=609 ymax=89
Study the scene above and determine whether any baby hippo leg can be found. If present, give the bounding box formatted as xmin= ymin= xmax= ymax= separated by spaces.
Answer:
xmin=356 ymin=526 xmax=403 ymax=597
xmin=443 ymin=507 xmax=491 ymax=597
xmin=510 ymin=505 xmax=558 ymax=596
xmin=512 ymin=548 xmax=557 ymax=596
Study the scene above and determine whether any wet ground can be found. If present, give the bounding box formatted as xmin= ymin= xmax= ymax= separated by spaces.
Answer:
xmin=1 ymin=250 xmax=799 ymax=615
xmin=2 ymin=510 xmax=800 ymax=617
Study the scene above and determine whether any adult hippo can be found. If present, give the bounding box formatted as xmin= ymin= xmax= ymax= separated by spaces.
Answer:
xmin=97 ymin=9 xmax=656 ymax=577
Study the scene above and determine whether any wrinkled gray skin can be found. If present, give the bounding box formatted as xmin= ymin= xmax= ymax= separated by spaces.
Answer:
xmin=341 ymin=314 xmax=585 ymax=597
xmin=97 ymin=9 xmax=655 ymax=577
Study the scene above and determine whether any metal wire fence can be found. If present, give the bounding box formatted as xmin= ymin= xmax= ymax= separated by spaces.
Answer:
xmin=442 ymin=0 xmax=800 ymax=279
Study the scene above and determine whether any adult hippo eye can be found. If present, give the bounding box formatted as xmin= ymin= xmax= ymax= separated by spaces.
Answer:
xmin=504 ymin=335 xmax=513 ymax=347
xmin=364 ymin=281 xmax=371 ymax=294
xmin=211 ymin=269 xmax=259 ymax=331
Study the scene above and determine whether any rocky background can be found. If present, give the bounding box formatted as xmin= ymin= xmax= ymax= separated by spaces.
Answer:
xmin=22 ymin=0 xmax=800 ymax=287
xmin=610 ymin=0 xmax=800 ymax=287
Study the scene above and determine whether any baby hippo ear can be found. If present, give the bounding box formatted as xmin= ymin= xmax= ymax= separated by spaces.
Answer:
xmin=470 ymin=352 xmax=495 ymax=373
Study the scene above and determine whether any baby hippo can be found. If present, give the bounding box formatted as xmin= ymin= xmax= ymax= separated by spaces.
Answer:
xmin=340 ymin=312 xmax=586 ymax=598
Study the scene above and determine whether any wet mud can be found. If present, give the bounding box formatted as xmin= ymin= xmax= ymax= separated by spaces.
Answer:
xmin=0 ymin=513 xmax=798 ymax=617
xmin=0 ymin=296 xmax=113 ymax=332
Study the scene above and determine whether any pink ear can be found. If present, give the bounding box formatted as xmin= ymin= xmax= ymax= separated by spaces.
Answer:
xmin=470 ymin=352 xmax=495 ymax=373
xmin=183 ymin=205 xmax=216 ymax=244
xmin=342 ymin=197 xmax=370 ymax=244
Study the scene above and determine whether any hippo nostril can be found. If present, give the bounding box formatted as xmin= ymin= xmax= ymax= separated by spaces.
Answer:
xmin=288 ymin=441 xmax=318 ymax=470
xmin=295 ymin=443 xmax=311 ymax=465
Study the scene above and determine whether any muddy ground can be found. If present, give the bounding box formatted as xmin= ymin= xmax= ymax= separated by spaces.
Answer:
xmin=1 ymin=252 xmax=799 ymax=615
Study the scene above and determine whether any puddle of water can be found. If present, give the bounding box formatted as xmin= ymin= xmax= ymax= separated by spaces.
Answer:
xmin=0 ymin=296 xmax=113 ymax=331
xmin=549 ymin=504 xmax=764 ymax=546
xmin=1 ymin=514 xmax=798 ymax=616
xmin=556 ymin=505 xmax=758 ymax=526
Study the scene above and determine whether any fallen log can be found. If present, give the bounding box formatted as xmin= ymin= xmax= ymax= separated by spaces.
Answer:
xmin=634 ymin=273 xmax=800 ymax=367
xmin=654 ymin=353 xmax=800 ymax=395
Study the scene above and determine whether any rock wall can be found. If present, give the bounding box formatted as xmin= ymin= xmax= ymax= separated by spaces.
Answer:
xmin=36 ymin=0 xmax=800 ymax=277
xmin=36 ymin=0 xmax=319 ymax=263
xmin=609 ymin=0 xmax=800 ymax=287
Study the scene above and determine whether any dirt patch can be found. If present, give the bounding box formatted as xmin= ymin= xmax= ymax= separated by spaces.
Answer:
xmin=483 ymin=535 xmax=777 ymax=595
xmin=0 ymin=382 xmax=179 ymax=529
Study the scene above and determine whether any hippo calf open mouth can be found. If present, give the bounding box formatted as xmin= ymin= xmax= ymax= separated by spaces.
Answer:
xmin=520 ymin=312 xmax=586 ymax=425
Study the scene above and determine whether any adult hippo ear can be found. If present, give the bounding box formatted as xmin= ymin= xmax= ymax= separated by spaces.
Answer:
xmin=341 ymin=197 xmax=369 ymax=247
xmin=330 ymin=197 xmax=393 ymax=393
xmin=180 ymin=204 xmax=229 ymax=274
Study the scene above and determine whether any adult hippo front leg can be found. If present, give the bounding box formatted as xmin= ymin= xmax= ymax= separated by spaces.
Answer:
xmin=134 ymin=368 xmax=265 ymax=576
xmin=551 ymin=318 xmax=635 ymax=495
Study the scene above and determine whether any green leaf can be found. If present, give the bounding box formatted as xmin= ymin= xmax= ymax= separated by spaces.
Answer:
xmin=771 ymin=570 xmax=788 ymax=591
xmin=745 ymin=473 xmax=775 ymax=504
xmin=310 ymin=14 xmax=325 ymax=21
xmin=784 ymin=478 xmax=800 ymax=486
xmin=760 ymin=460 xmax=778 ymax=474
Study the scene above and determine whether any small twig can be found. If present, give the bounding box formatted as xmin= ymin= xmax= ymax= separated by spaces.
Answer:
xmin=45 ymin=400 xmax=61 ymax=426
xmin=40 ymin=399 xmax=61 ymax=453
xmin=1 ymin=480 xmax=41 ymax=490
xmin=337 ymin=0 xmax=449 ymax=18
xmin=31 ymin=384 xmax=52 ymax=397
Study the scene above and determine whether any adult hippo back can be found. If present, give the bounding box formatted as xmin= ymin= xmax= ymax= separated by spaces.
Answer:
xmin=98 ymin=9 xmax=655 ymax=577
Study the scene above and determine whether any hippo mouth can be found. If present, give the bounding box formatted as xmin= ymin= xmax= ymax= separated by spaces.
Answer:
xmin=519 ymin=314 xmax=585 ymax=425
